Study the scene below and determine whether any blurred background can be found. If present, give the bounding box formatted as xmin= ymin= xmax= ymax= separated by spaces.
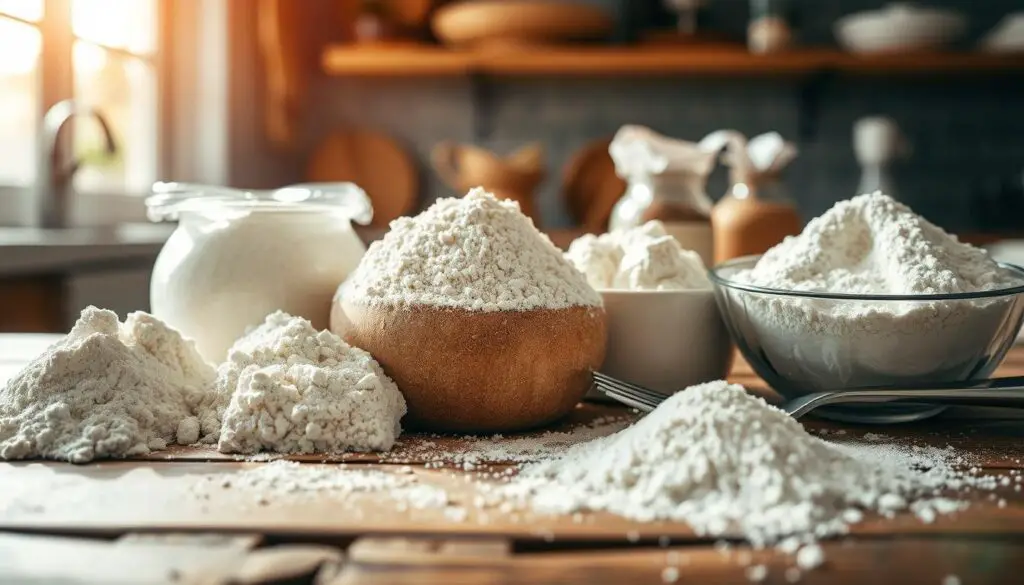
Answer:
xmin=0 ymin=0 xmax=1021 ymax=332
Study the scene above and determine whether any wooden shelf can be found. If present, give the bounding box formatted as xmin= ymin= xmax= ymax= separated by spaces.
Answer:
xmin=322 ymin=45 xmax=1024 ymax=77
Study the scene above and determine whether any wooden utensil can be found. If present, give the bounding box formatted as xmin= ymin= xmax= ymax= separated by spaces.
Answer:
xmin=431 ymin=0 xmax=613 ymax=48
xmin=562 ymin=138 xmax=625 ymax=233
xmin=306 ymin=129 xmax=418 ymax=228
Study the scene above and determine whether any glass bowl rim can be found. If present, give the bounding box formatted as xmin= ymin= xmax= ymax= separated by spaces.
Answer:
xmin=709 ymin=254 xmax=1024 ymax=301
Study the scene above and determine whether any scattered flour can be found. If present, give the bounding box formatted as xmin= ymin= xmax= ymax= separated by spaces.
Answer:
xmin=343 ymin=188 xmax=602 ymax=312
xmin=216 ymin=311 xmax=406 ymax=455
xmin=725 ymin=192 xmax=1024 ymax=390
xmin=493 ymin=381 xmax=995 ymax=548
xmin=194 ymin=460 xmax=449 ymax=510
xmin=0 ymin=307 xmax=217 ymax=463
xmin=565 ymin=220 xmax=710 ymax=291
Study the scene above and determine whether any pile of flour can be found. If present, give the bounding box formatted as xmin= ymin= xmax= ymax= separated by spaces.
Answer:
xmin=343 ymin=188 xmax=602 ymax=312
xmin=565 ymin=221 xmax=710 ymax=291
xmin=728 ymin=192 xmax=1022 ymax=386
xmin=736 ymin=192 xmax=1011 ymax=295
xmin=216 ymin=311 xmax=407 ymax=455
xmin=495 ymin=381 xmax=992 ymax=548
xmin=0 ymin=307 xmax=218 ymax=463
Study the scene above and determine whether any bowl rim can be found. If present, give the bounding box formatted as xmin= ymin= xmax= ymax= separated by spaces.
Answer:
xmin=709 ymin=255 xmax=1024 ymax=301
xmin=595 ymin=286 xmax=715 ymax=296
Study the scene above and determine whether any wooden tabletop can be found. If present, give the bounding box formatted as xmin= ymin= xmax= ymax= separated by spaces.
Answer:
xmin=3 ymin=336 xmax=1024 ymax=584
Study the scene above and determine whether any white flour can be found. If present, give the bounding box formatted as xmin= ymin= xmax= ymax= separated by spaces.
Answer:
xmin=565 ymin=221 xmax=710 ymax=291
xmin=216 ymin=311 xmax=407 ymax=455
xmin=194 ymin=460 xmax=450 ymax=510
xmin=494 ymin=381 xmax=993 ymax=548
xmin=737 ymin=192 xmax=1009 ymax=295
xmin=727 ymin=192 xmax=1023 ymax=387
xmin=0 ymin=307 xmax=217 ymax=463
xmin=343 ymin=188 xmax=602 ymax=312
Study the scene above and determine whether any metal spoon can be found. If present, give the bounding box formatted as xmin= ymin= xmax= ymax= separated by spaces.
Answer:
xmin=592 ymin=371 xmax=1024 ymax=420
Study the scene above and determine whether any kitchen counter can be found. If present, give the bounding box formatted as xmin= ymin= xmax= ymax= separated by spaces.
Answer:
xmin=0 ymin=224 xmax=175 ymax=277
xmin=1 ymin=335 xmax=1024 ymax=584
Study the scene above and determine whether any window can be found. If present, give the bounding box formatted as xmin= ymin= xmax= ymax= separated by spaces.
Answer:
xmin=0 ymin=0 xmax=161 ymax=195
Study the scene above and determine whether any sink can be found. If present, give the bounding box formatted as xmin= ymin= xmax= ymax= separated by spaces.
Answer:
xmin=0 ymin=223 xmax=174 ymax=247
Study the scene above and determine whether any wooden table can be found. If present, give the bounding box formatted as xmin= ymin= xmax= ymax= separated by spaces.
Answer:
xmin=3 ymin=336 xmax=1024 ymax=585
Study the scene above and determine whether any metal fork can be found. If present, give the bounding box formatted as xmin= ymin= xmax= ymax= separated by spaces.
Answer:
xmin=592 ymin=371 xmax=1024 ymax=420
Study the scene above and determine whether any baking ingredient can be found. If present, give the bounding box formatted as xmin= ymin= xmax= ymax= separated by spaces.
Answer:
xmin=497 ymin=380 xmax=994 ymax=547
xmin=736 ymin=192 xmax=1010 ymax=295
xmin=151 ymin=205 xmax=367 ymax=363
xmin=217 ymin=311 xmax=406 ymax=454
xmin=0 ymin=307 xmax=217 ymax=463
xmin=727 ymin=191 xmax=1022 ymax=387
xmin=344 ymin=188 xmax=601 ymax=312
xmin=194 ymin=460 xmax=453 ymax=512
xmin=565 ymin=221 xmax=710 ymax=291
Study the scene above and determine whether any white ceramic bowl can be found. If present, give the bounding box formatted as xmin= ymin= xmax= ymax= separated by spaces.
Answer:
xmin=835 ymin=3 xmax=967 ymax=54
xmin=590 ymin=288 xmax=733 ymax=399
xmin=980 ymin=13 xmax=1024 ymax=53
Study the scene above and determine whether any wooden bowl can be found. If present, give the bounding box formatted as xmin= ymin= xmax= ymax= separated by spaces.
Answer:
xmin=432 ymin=0 xmax=613 ymax=48
xmin=331 ymin=299 xmax=607 ymax=433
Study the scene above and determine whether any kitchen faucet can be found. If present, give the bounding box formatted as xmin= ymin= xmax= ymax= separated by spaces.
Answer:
xmin=35 ymin=100 xmax=118 ymax=229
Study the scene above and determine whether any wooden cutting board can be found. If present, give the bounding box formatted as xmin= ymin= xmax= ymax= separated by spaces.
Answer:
xmin=306 ymin=129 xmax=419 ymax=228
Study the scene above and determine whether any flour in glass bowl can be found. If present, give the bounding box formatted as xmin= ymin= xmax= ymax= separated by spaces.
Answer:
xmin=722 ymin=192 xmax=1024 ymax=387
xmin=343 ymin=188 xmax=602 ymax=312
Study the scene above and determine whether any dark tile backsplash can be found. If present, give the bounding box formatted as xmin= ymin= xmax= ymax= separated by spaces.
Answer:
xmin=298 ymin=0 xmax=1024 ymax=231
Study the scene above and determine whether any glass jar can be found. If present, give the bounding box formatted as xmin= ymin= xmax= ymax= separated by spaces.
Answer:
xmin=146 ymin=182 xmax=373 ymax=362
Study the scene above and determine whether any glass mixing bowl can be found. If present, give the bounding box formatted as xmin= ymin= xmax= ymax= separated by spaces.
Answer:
xmin=710 ymin=255 xmax=1024 ymax=423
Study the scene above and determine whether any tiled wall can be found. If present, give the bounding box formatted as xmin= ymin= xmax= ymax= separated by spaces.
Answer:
xmin=285 ymin=0 xmax=1024 ymax=231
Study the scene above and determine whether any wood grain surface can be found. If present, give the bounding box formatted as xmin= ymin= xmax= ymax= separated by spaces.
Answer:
xmin=3 ymin=342 xmax=1024 ymax=583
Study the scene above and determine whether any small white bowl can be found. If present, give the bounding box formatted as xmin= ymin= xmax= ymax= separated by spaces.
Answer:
xmin=589 ymin=288 xmax=733 ymax=400
xmin=980 ymin=13 xmax=1024 ymax=53
xmin=835 ymin=3 xmax=967 ymax=54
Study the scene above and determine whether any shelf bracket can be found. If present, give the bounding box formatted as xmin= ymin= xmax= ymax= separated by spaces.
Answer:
xmin=796 ymin=70 xmax=832 ymax=143
xmin=470 ymin=73 xmax=496 ymax=142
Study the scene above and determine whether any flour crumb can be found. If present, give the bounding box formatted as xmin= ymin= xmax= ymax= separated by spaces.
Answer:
xmin=0 ymin=307 xmax=217 ymax=463
xmin=785 ymin=567 xmax=802 ymax=583
xmin=942 ymin=575 xmax=961 ymax=585
xmin=566 ymin=220 xmax=710 ymax=291
xmin=795 ymin=544 xmax=824 ymax=570
xmin=745 ymin=564 xmax=768 ymax=582
xmin=344 ymin=188 xmax=601 ymax=312
xmin=195 ymin=460 xmax=448 ymax=510
xmin=661 ymin=566 xmax=680 ymax=583
xmin=216 ymin=311 xmax=406 ymax=455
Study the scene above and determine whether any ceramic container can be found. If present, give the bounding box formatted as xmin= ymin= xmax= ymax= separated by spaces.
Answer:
xmin=594 ymin=288 xmax=733 ymax=397
xmin=834 ymin=3 xmax=966 ymax=53
xmin=146 ymin=182 xmax=372 ymax=362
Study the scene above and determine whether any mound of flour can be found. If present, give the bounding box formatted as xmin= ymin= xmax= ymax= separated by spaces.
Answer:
xmin=566 ymin=221 xmax=710 ymax=291
xmin=0 ymin=307 xmax=217 ymax=463
xmin=344 ymin=188 xmax=602 ymax=312
xmin=498 ymin=381 xmax=990 ymax=547
xmin=735 ymin=192 xmax=1011 ymax=295
xmin=727 ymin=192 xmax=1021 ymax=386
xmin=216 ymin=311 xmax=406 ymax=455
